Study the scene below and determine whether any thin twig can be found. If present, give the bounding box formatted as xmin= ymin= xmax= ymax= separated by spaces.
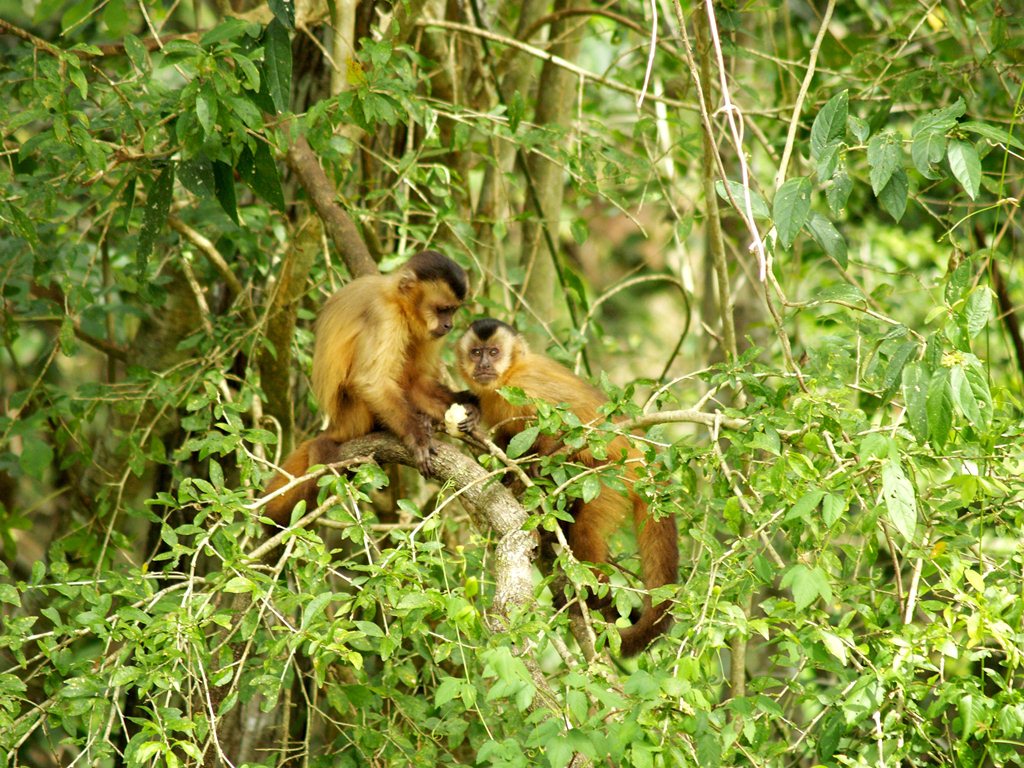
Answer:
xmin=417 ymin=18 xmax=693 ymax=111
xmin=774 ymin=0 xmax=837 ymax=190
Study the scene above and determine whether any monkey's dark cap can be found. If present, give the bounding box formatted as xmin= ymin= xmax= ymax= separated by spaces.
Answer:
xmin=408 ymin=250 xmax=468 ymax=300
xmin=469 ymin=317 xmax=516 ymax=340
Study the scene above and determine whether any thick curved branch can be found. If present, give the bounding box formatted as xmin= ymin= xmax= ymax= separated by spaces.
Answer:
xmin=254 ymin=432 xmax=538 ymax=614
xmin=285 ymin=136 xmax=378 ymax=278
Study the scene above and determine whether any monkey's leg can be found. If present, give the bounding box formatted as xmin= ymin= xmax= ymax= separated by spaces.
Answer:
xmin=359 ymin=383 xmax=435 ymax=473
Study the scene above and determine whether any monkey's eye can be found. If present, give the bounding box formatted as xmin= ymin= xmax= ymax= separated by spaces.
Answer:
xmin=470 ymin=349 xmax=481 ymax=358
xmin=488 ymin=348 xmax=499 ymax=358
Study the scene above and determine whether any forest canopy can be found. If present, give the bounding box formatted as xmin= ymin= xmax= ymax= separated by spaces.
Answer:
xmin=2 ymin=1 xmax=1023 ymax=767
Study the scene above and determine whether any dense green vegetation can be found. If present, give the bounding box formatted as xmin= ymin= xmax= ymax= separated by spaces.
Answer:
xmin=2 ymin=1 xmax=1023 ymax=766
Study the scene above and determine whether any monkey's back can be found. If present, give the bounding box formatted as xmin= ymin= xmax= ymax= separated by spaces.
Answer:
xmin=312 ymin=274 xmax=392 ymax=430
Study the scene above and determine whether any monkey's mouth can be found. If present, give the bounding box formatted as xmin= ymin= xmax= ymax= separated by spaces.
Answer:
xmin=431 ymin=327 xmax=452 ymax=338
xmin=473 ymin=372 xmax=498 ymax=384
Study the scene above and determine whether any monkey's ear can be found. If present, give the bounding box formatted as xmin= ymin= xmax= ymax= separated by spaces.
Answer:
xmin=397 ymin=266 xmax=418 ymax=294
xmin=511 ymin=333 xmax=530 ymax=356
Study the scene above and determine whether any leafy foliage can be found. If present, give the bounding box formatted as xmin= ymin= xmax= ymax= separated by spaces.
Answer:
xmin=1 ymin=1 xmax=1024 ymax=767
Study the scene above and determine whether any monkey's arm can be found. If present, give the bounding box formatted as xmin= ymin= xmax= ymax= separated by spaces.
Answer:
xmin=358 ymin=379 xmax=436 ymax=472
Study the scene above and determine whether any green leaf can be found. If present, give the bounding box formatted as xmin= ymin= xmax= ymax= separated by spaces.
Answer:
xmin=773 ymin=176 xmax=812 ymax=249
xmin=882 ymin=340 xmax=917 ymax=393
xmin=6 ymin=202 xmax=38 ymax=245
xmin=715 ymin=179 xmax=770 ymax=220
xmin=506 ymin=426 xmax=539 ymax=459
xmin=950 ymin=365 xmax=982 ymax=429
xmin=787 ymin=489 xmax=825 ymax=521
xmin=847 ymin=115 xmax=869 ymax=143
xmin=222 ymin=576 xmax=253 ymax=594
xmin=960 ymin=694 xmax=983 ymax=739
xmin=580 ymin=474 xmax=601 ymax=503
xmin=267 ymin=0 xmax=295 ymax=29
xmin=200 ymin=18 xmax=257 ymax=45
xmin=124 ymin=33 xmax=149 ymax=71
xmin=263 ymin=19 xmax=293 ymax=115
xmin=818 ymin=714 xmax=844 ymax=760
xmin=435 ymin=677 xmax=462 ymax=707
xmin=963 ymin=356 xmax=992 ymax=433
xmin=815 ymin=284 xmax=865 ymax=304
xmin=0 ymin=583 xmax=20 ymax=608
xmin=947 ymin=139 xmax=981 ymax=200
xmin=783 ymin=564 xmax=832 ymax=611
xmin=547 ymin=738 xmax=574 ymax=768
xmin=822 ymin=493 xmax=846 ymax=527
xmin=61 ymin=0 xmax=91 ymax=33
xmin=136 ymin=742 xmax=164 ymax=762
xmin=301 ymin=592 xmax=332 ymax=630
xmin=911 ymin=98 xmax=965 ymax=136
xmin=911 ymin=131 xmax=946 ymax=179
xmin=902 ymin=362 xmax=929 ymax=442
xmin=826 ymin=166 xmax=852 ymax=217
xmin=570 ymin=218 xmax=589 ymax=245
xmin=195 ymin=86 xmax=217 ymax=138
xmin=19 ymin=436 xmax=54 ymax=479
xmin=926 ymin=366 xmax=952 ymax=449
xmin=964 ymin=286 xmax=992 ymax=337
xmin=815 ymin=140 xmax=842 ymax=181
xmin=878 ymin=168 xmax=909 ymax=223
xmin=695 ymin=732 xmax=722 ymax=768
xmin=811 ymin=90 xmax=848 ymax=159
xmin=959 ymin=120 xmax=1024 ymax=151
xmin=507 ymin=89 xmax=525 ymax=133
xmin=137 ymin=163 xmax=176 ymax=273
xmin=882 ymin=457 xmax=917 ymax=542
xmin=178 ymin=157 xmax=215 ymax=199
xmin=867 ymin=131 xmax=902 ymax=195
xmin=222 ymin=93 xmax=263 ymax=129
xmin=806 ymin=212 xmax=848 ymax=268
xmin=819 ymin=629 xmax=848 ymax=666
xmin=212 ymin=161 xmax=239 ymax=224
xmin=240 ymin=141 xmax=285 ymax=212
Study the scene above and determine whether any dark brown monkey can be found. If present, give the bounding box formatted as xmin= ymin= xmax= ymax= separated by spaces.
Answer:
xmin=456 ymin=318 xmax=678 ymax=656
xmin=263 ymin=250 xmax=472 ymax=524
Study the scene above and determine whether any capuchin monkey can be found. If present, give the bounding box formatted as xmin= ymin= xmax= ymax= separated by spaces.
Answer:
xmin=262 ymin=250 xmax=475 ymax=524
xmin=456 ymin=318 xmax=678 ymax=656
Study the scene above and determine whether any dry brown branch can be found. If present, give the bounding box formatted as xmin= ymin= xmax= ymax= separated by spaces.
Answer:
xmin=285 ymin=136 xmax=378 ymax=278
xmin=255 ymin=433 xmax=538 ymax=610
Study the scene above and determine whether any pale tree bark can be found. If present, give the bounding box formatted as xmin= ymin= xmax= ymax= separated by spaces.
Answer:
xmin=519 ymin=0 xmax=587 ymax=328
xmin=330 ymin=0 xmax=357 ymax=97
xmin=475 ymin=0 xmax=550 ymax=287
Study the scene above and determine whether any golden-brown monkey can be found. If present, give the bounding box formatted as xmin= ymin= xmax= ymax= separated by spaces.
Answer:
xmin=263 ymin=250 xmax=473 ymax=524
xmin=456 ymin=318 xmax=678 ymax=655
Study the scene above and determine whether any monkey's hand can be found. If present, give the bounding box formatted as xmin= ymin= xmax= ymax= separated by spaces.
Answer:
xmin=444 ymin=402 xmax=480 ymax=437
xmin=407 ymin=414 xmax=437 ymax=474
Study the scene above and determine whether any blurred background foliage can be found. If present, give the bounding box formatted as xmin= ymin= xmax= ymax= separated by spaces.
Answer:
xmin=2 ymin=0 xmax=1024 ymax=766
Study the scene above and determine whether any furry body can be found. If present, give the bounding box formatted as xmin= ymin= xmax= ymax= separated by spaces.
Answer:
xmin=263 ymin=251 xmax=468 ymax=523
xmin=457 ymin=319 xmax=678 ymax=655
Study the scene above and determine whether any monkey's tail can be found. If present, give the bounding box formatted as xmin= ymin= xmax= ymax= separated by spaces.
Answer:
xmin=618 ymin=496 xmax=679 ymax=656
xmin=262 ymin=439 xmax=317 ymax=525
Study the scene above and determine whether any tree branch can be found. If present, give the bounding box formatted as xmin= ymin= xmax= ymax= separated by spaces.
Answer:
xmin=253 ymin=433 xmax=538 ymax=614
xmin=285 ymin=135 xmax=378 ymax=278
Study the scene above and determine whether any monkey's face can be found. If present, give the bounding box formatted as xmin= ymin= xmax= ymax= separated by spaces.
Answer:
xmin=457 ymin=326 xmax=516 ymax=390
xmin=417 ymin=281 xmax=462 ymax=338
